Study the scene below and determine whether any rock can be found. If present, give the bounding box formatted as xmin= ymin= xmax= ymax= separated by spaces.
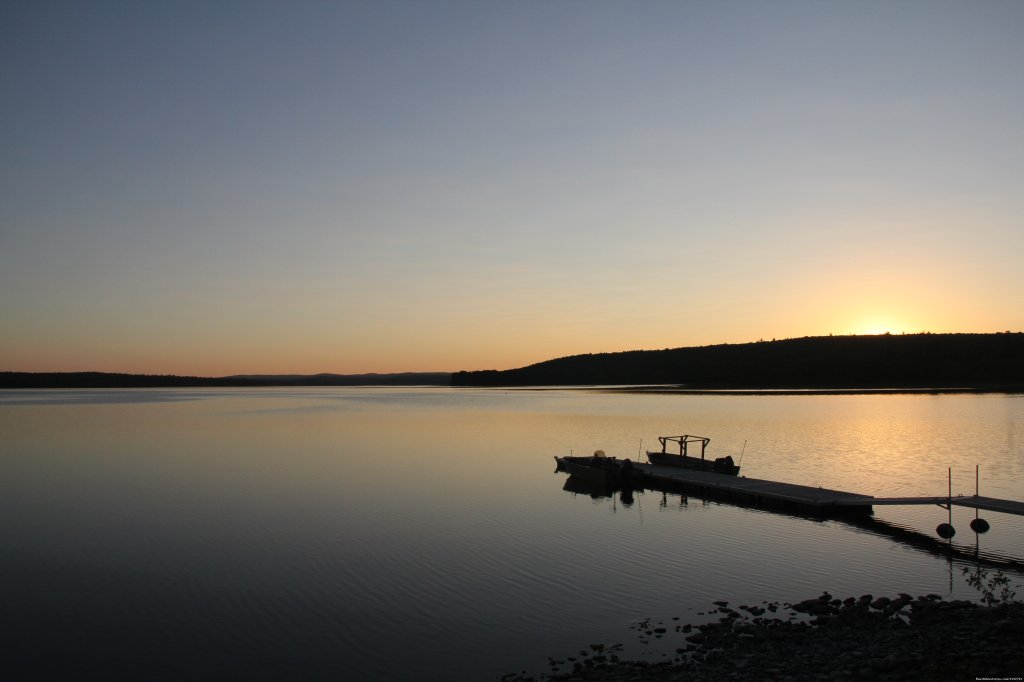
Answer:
xmin=793 ymin=598 xmax=822 ymax=613
xmin=507 ymin=595 xmax=1024 ymax=682
xmin=794 ymin=598 xmax=834 ymax=616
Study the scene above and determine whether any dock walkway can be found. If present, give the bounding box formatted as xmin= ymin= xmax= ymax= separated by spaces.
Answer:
xmin=634 ymin=463 xmax=1024 ymax=517
xmin=835 ymin=494 xmax=1024 ymax=516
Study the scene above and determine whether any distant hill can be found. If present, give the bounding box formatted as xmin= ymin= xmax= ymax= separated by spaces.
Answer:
xmin=0 ymin=372 xmax=452 ymax=389
xmin=224 ymin=372 xmax=452 ymax=386
xmin=451 ymin=333 xmax=1024 ymax=389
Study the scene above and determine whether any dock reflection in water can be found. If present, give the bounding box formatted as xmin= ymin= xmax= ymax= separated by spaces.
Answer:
xmin=556 ymin=468 xmax=1024 ymax=571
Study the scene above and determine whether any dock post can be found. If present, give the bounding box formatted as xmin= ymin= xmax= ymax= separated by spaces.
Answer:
xmin=936 ymin=467 xmax=956 ymax=539
xmin=970 ymin=464 xmax=991 ymax=534
xmin=947 ymin=467 xmax=953 ymax=530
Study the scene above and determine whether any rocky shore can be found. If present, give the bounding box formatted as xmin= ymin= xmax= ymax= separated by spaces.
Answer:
xmin=505 ymin=593 xmax=1024 ymax=682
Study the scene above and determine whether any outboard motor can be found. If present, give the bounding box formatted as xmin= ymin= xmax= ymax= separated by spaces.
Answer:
xmin=618 ymin=458 xmax=634 ymax=483
xmin=713 ymin=455 xmax=736 ymax=473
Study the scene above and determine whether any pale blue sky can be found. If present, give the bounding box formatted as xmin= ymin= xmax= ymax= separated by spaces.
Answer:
xmin=2 ymin=1 xmax=1022 ymax=374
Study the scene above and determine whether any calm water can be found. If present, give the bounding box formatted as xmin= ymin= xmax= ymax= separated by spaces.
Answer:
xmin=2 ymin=388 xmax=1023 ymax=680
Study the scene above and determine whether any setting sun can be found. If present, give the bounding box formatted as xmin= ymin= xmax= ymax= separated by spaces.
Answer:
xmin=847 ymin=308 xmax=923 ymax=338
xmin=855 ymin=322 xmax=901 ymax=336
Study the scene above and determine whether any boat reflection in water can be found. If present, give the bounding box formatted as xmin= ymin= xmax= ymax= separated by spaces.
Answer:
xmin=561 ymin=474 xmax=638 ymax=507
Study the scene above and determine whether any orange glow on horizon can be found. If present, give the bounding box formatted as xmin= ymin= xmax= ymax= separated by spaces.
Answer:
xmin=7 ymin=324 xmax=1019 ymax=377
xmin=851 ymin=320 xmax=907 ymax=336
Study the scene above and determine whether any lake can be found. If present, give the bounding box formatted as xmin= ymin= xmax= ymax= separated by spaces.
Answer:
xmin=2 ymin=387 xmax=1022 ymax=680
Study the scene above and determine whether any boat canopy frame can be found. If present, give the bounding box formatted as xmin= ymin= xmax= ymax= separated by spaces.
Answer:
xmin=657 ymin=435 xmax=711 ymax=460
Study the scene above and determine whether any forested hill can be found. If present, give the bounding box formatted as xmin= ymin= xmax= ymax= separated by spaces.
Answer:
xmin=451 ymin=333 xmax=1024 ymax=388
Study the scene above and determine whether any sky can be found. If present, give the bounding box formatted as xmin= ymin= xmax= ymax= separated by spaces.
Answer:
xmin=2 ymin=1 xmax=1022 ymax=375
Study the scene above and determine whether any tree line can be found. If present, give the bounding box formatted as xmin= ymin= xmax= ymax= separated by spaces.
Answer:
xmin=451 ymin=333 xmax=1024 ymax=388
xmin=0 ymin=372 xmax=452 ymax=389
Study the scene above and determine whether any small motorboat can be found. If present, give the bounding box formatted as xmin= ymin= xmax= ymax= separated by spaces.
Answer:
xmin=646 ymin=434 xmax=740 ymax=475
xmin=554 ymin=450 xmax=641 ymax=487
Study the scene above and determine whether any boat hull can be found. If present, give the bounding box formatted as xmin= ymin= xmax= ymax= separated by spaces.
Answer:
xmin=646 ymin=451 xmax=740 ymax=476
xmin=554 ymin=456 xmax=641 ymax=486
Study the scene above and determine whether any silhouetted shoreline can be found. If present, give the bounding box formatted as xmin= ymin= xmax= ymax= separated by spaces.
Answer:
xmin=3 ymin=372 xmax=1021 ymax=393
xmin=5 ymin=332 xmax=1022 ymax=390
xmin=455 ymin=332 xmax=1024 ymax=388
xmin=0 ymin=371 xmax=452 ymax=389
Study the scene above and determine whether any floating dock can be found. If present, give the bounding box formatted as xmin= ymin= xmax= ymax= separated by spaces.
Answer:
xmin=633 ymin=463 xmax=1024 ymax=518
xmin=837 ymin=494 xmax=1024 ymax=517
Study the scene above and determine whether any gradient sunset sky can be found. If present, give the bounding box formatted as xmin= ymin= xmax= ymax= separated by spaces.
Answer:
xmin=2 ymin=1 xmax=1022 ymax=375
